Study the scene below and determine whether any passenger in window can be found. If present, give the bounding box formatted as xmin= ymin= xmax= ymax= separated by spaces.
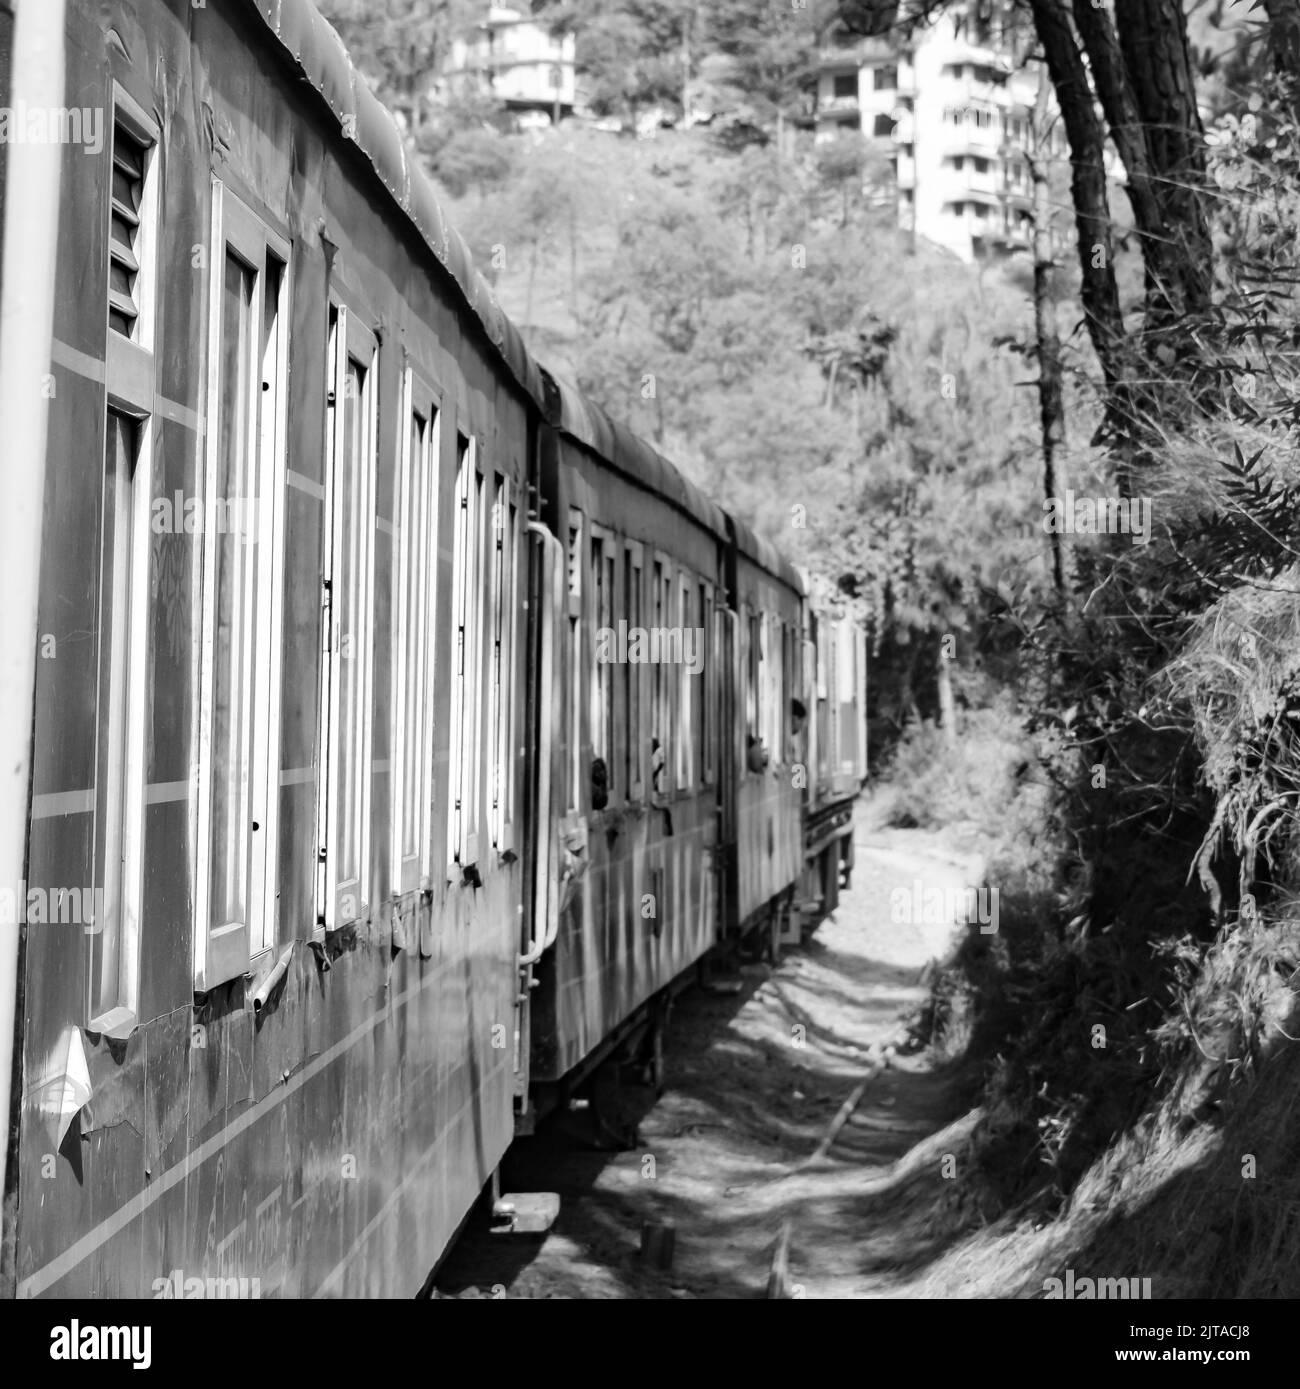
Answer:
xmin=592 ymin=756 xmax=609 ymax=811
xmin=746 ymin=735 xmax=769 ymax=774
xmin=650 ymin=737 xmax=672 ymax=835
xmin=790 ymin=698 xmax=807 ymax=764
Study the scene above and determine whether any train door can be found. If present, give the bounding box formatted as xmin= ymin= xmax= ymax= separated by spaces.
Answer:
xmin=516 ymin=453 xmax=564 ymax=1124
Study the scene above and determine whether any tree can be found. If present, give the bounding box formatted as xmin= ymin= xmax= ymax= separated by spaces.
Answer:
xmin=542 ymin=0 xmax=696 ymax=128
xmin=317 ymin=0 xmax=480 ymax=135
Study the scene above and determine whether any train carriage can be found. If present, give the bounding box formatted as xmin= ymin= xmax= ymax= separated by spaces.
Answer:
xmin=526 ymin=373 xmax=728 ymax=1102
xmin=725 ymin=519 xmax=806 ymax=944
xmin=800 ymin=603 xmax=870 ymax=919
xmin=0 ymin=0 xmax=872 ymax=1298
xmin=9 ymin=0 xmax=540 ymax=1298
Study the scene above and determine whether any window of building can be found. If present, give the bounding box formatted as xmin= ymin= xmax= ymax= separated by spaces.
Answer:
xmin=874 ymin=65 xmax=897 ymax=91
xmin=832 ymin=73 xmax=856 ymax=99
xmin=873 ymin=113 xmax=894 ymax=138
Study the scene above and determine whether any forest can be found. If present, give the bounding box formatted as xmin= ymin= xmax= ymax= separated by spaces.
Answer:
xmin=320 ymin=0 xmax=1300 ymax=1296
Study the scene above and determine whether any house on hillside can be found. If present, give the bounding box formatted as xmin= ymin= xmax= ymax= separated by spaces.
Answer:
xmin=438 ymin=5 xmax=577 ymax=126
xmin=808 ymin=1 xmax=1065 ymax=262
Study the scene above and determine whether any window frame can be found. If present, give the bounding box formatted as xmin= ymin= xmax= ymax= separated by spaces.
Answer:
xmin=313 ymin=297 xmax=378 ymax=936
xmin=651 ymin=552 xmax=674 ymax=796
xmin=391 ymin=364 xmax=441 ymax=893
xmin=489 ymin=469 xmax=520 ymax=854
xmin=624 ymin=540 xmax=644 ymax=801
xmin=193 ymin=180 xmax=291 ymax=989
xmin=588 ymin=522 xmax=615 ymax=807
xmin=88 ymin=90 xmax=162 ymax=1031
xmin=701 ymin=579 xmax=715 ymax=787
xmin=447 ymin=432 xmax=486 ymax=875
xmin=675 ymin=567 xmax=694 ymax=791
xmin=564 ymin=508 xmax=583 ymax=814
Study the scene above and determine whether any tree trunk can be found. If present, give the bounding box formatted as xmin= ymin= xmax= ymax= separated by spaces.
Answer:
xmin=1026 ymin=0 xmax=1127 ymax=410
xmin=1264 ymin=0 xmax=1300 ymax=69
xmin=1031 ymin=67 xmax=1066 ymax=601
xmin=1262 ymin=0 xmax=1300 ymax=115
xmin=937 ymin=644 xmax=957 ymax=749
xmin=1112 ymin=0 xmax=1213 ymax=329
xmin=1068 ymin=0 xmax=1163 ymax=250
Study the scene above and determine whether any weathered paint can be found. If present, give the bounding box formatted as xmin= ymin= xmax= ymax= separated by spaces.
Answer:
xmin=18 ymin=0 xmax=526 ymax=1298
xmin=12 ymin=0 xmax=871 ymax=1299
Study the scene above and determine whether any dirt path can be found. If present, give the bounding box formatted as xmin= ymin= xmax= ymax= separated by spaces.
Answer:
xmin=435 ymin=817 xmax=986 ymax=1299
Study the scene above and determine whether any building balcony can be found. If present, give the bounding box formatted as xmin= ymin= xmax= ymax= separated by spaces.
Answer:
xmin=976 ymin=220 xmax=1033 ymax=253
xmin=943 ymin=38 xmax=1013 ymax=71
xmin=955 ymin=188 xmax=1003 ymax=210
xmin=819 ymin=94 xmax=860 ymax=114
xmin=817 ymin=35 xmax=895 ymax=66
xmin=944 ymin=125 xmax=1002 ymax=155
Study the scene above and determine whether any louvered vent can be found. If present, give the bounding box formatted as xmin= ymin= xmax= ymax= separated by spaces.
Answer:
xmin=567 ymin=522 xmax=581 ymax=596
xmin=108 ymin=122 xmax=146 ymax=338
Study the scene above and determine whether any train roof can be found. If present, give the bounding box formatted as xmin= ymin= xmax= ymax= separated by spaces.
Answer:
xmin=728 ymin=515 xmax=807 ymax=598
xmin=243 ymin=0 xmax=800 ymax=591
xmin=543 ymin=369 xmax=727 ymax=536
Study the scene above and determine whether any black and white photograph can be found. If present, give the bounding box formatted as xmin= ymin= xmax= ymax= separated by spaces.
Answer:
xmin=0 ymin=0 xmax=1291 ymax=1354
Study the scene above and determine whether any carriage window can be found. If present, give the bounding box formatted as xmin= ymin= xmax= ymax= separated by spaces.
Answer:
xmin=393 ymin=377 xmax=438 ymax=891
xmin=651 ymin=558 xmax=671 ymax=795
xmin=198 ymin=184 xmax=290 ymax=985
xmin=746 ymin=608 xmax=761 ymax=751
xmin=566 ymin=509 xmax=582 ymax=813
xmin=676 ymin=573 xmax=693 ymax=790
xmin=90 ymin=92 xmax=161 ymax=1028
xmin=625 ymin=544 xmax=644 ymax=798
xmin=90 ymin=411 xmax=148 ymax=1030
xmin=208 ymin=251 xmax=258 ymax=949
xmin=590 ymin=529 xmax=614 ymax=807
xmin=700 ymin=580 xmax=711 ymax=788
xmin=490 ymin=473 xmax=519 ymax=849
xmin=448 ymin=436 xmax=483 ymax=870
xmin=768 ymin=615 xmax=784 ymax=764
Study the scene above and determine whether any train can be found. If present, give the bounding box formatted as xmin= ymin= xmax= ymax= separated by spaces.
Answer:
xmin=0 ymin=0 xmax=867 ymax=1298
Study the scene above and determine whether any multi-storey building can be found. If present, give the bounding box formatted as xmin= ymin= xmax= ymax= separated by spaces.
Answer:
xmin=439 ymin=5 xmax=577 ymax=124
xmin=813 ymin=4 xmax=1059 ymax=261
